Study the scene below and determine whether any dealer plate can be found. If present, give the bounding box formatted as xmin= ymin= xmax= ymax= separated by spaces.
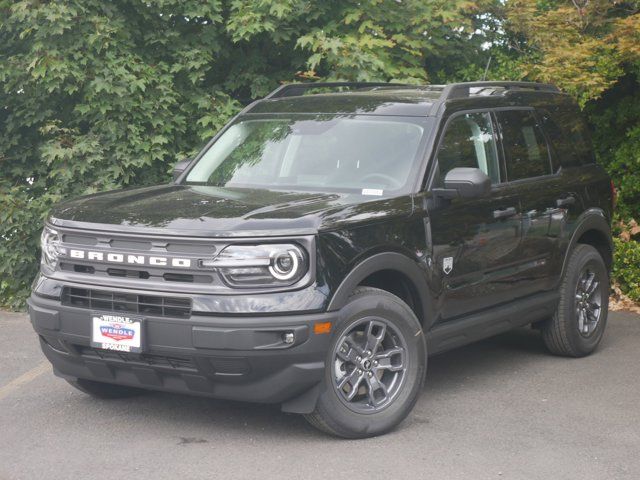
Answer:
xmin=90 ymin=312 xmax=143 ymax=353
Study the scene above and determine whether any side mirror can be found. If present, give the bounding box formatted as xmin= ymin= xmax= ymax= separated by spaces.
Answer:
xmin=433 ymin=167 xmax=491 ymax=199
xmin=172 ymin=158 xmax=193 ymax=182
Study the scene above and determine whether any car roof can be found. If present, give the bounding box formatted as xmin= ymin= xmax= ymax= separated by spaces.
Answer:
xmin=244 ymin=82 xmax=572 ymax=117
xmin=248 ymin=88 xmax=442 ymax=116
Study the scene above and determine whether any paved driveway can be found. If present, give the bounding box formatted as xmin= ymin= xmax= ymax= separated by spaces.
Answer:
xmin=1 ymin=310 xmax=638 ymax=480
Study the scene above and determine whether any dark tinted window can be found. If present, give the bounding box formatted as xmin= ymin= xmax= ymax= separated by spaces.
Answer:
xmin=437 ymin=112 xmax=501 ymax=184
xmin=539 ymin=107 xmax=594 ymax=167
xmin=498 ymin=110 xmax=551 ymax=181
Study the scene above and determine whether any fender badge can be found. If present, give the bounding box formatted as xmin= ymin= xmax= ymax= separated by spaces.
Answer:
xmin=443 ymin=257 xmax=453 ymax=275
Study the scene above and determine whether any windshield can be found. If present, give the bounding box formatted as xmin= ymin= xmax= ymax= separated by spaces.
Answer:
xmin=184 ymin=115 xmax=431 ymax=195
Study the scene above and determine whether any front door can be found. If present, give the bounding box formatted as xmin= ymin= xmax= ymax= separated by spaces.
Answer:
xmin=428 ymin=111 xmax=524 ymax=320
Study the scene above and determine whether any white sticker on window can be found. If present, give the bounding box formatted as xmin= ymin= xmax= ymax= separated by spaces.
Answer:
xmin=362 ymin=188 xmax=384 ymax=196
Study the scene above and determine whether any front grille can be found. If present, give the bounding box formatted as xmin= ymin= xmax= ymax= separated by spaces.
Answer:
xmin=77 ymin=346 xmax=197 ymax=372
xmin=62 ymin=287 xmax=192 ymax=318
xmin=55 ymin=228 xmax=221 ymax=288
xmin=59 ymin=262 xmax=214 ymax=284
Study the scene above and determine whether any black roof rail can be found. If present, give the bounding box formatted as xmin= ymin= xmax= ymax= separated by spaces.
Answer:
xmin=259 ymin=80 xmax=561 ymax=116
xmin=427 ymin=81 xmax=561 ymax=115
xmin=442 ymin=81 xmax=559 ymax=99
xmin=264 ymin=82 xmax=412 ymax=99
xmin=265 ymin=80 xmax=558 ymax=100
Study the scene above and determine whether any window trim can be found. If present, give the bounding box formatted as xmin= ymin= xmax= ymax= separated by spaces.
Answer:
xmin=425 ymin=108 xmax=503 ymax=191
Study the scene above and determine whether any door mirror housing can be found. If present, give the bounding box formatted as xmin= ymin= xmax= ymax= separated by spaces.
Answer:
xmin=172 ymin=158 xmax=193 ymax=182
xmin=433 ymin=167 xmax=491 ymax=199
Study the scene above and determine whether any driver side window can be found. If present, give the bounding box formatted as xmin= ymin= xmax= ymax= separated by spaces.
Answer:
xmin=437 ymin=112 xmax=501 ymax=184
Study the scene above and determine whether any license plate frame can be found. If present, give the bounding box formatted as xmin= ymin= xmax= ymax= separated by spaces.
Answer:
xmin=90 ymin=312 xmax=144 ymax=353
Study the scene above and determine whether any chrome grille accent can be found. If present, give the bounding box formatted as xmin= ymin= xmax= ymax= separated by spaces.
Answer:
xmin=54 ymin=228 xmax=223 ymax=290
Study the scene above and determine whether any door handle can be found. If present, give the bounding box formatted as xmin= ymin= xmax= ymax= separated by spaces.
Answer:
xmin=493 ymin=207 xmax=517 ymax=219
xmin=556 ymin=196 xmax=576 ymax=207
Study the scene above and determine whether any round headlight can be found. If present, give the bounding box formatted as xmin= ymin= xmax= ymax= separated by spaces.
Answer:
xmin=269 ymin=250 xmax=300 ymax=280
xmin=206 ymin=243 xmax=308 ymax=287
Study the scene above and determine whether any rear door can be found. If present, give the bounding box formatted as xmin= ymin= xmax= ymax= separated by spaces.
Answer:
xmin=428 ymin=111 xmax=524 ymax=319
xmin=537 ymin=105 xmax=598 ymax=269
xmin=494 ymin=109 xmax=567 ymax=294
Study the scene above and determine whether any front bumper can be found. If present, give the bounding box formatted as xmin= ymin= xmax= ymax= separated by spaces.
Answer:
xmin=28 ymin=293 xmax=336 ymax=407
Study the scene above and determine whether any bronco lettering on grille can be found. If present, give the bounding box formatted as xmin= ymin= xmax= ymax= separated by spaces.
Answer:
xmin=68 ymin=249 xmax=192 ymax=268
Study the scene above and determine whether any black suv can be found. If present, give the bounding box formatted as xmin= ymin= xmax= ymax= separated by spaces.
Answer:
xmin=29 ymin=81 xmax=614 ymax=438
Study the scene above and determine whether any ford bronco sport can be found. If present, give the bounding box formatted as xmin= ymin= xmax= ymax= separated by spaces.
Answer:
xmin=29 ymin=81 xmax=614 ymax=438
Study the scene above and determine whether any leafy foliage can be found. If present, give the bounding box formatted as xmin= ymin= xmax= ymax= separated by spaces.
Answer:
xmin=0 ymin=0 xmax=479 ymax=309
xmin=490 ymin=1 xmax=640 ymax=301
xmin=502 ymin=0 xmax=639 ymax=105
xmin=587 ymin=75 xmax=640 ymax=220
xmin=1 ymin=0 xmax=639 ymax=308
xmin=612 ymin=219 xmax=640 ymax=302
xmin=613 ymin=237 xmax=640 ymax=302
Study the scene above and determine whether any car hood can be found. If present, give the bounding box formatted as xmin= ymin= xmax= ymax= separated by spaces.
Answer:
xmin=49 ymin=185 xmax=413 ymax=237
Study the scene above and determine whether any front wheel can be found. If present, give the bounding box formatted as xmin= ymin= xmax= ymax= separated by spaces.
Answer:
xmin=541 ymin=244 xmax=609 ymax=357
xmin=305 ymin=287 xmax=427 ymax=438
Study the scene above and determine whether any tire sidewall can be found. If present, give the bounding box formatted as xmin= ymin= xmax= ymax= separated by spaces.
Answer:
xmin=561 ymin=246 xmax=609 ymax=355
xmin=315 ymin=289 xmax=427 ymax=438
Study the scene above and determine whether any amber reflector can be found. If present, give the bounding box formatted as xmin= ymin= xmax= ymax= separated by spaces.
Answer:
xmin=313 ymin=321 xmax=332 ymax=334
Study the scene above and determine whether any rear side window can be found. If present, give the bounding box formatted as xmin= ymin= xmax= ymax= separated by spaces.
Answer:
xmin=538 ymin=107 xmax=594 ymax=167
xmin=497 ymin=110 xmax=552 ymax=181
xmin=436 ymin=112 xmax=501 ymax=184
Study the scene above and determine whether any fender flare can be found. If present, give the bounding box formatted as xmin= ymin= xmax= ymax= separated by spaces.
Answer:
xmin=560 ymin=208 xmax=613 ymax=278
xmin=326 ymin=252 xmax=435 ymax=328
xmin=281 ymin=253 xmax=434 ymax=415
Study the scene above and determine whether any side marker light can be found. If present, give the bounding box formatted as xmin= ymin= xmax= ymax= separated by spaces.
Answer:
xmin=314 ymin=322 xmax=332 ymax=335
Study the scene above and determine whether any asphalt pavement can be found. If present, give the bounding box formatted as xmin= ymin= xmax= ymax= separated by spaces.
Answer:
xmin=1 ymin=310 xmax=639 ymax=480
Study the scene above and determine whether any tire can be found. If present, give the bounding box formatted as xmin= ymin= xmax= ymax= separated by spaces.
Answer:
xmin=541 ymin=244 xmax=609 ymax=357
xmin=305 ymin=287 xmax=427 ymax=438
xmin=66 ymin=378 xmax=147 ymax=399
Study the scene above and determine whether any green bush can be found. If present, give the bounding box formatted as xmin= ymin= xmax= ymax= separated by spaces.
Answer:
xmin=0 ymin=187 xmax=54 ymax=310
xmin=613 ymin=238 xmax=640 ymax=302
xmin=588 ymin=75 xmax=640 ymax=222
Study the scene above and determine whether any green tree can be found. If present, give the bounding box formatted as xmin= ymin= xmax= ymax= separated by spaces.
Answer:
xmin=0 ymin=0 xmax=481 ymax=309
xmin=498 ymin=0 xmax=639 ymax=104
xmin=2 ymin=0 xmax=639 ymax=307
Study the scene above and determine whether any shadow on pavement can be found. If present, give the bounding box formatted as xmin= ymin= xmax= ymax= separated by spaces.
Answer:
xmin=66 ymin=326 xmax=563 ymax=439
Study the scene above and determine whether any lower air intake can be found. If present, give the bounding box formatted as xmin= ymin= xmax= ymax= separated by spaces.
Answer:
xmin=61 ymin=287 xmax=192 ymax=318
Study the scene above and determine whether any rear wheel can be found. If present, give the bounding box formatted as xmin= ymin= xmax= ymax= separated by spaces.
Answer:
xmin=66 ymin=378 xmax=147 ymax=399
xmin=541 ymin=244 xmax=609 ymax=357
xmin=305 ymin=287 xmax=427 ymax=438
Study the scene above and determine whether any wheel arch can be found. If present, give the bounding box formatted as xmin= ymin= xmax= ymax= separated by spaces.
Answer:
xmin=562 ymin=209 xmax=613 ymax=278
xmin=326 ymin=252 xmax=435 ymax=329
